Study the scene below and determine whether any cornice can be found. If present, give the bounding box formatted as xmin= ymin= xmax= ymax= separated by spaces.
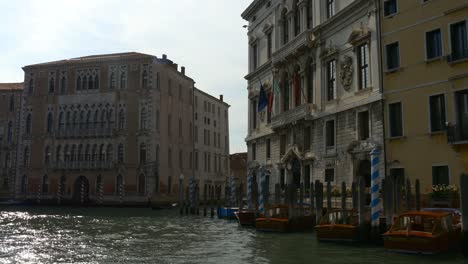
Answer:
xmin=241 ymin=0 xmax=267 ymax=20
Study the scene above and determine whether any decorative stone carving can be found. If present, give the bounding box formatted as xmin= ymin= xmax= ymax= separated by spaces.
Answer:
xmin=340 ymin=56 xmax=353 ymax=91
xmin=320 ymin=46 xmax=337 ymax=59
xmin=347 ymin=140 xmax=378 ymax=154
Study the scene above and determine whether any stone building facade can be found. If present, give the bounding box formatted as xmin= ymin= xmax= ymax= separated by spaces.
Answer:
xmin=193 ymin=88 xmax=231 ymax=191
xmin=242 ymin=0 xmax=384 ymax=193
xmin=0 ymin=83 xmax=23 ymax=200
xmin=15 ymin=52 xmax=221 ymax=204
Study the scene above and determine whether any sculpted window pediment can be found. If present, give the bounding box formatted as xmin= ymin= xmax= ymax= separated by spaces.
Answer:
xmin=320 ymin=46 xmax=339 ymax=60
xmin=348 ymin=26 xmax=371 ymax=46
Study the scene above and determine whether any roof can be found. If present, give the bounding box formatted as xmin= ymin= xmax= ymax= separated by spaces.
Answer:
xmin=23 ymin=52 xmax=156 ymax=68
xmin=0 ymin=83 xmax=24 ymax=91
xmin=241 ymin=0 xmax=267 ymax=20
xmin=194 ymin=87 xmax=230 ymax=107
xmin=399 ymin=211 xmax=452 ymax=218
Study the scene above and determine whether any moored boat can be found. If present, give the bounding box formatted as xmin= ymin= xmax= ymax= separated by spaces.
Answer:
xmin=315 ymin=209 xmax=359 ymax=242
xmin=255 ymin=204 xmax=314 ymax=232
xmin=217 ymin=207 xmax=239 ymax=220
xmin=383 ymin=211 xmax=461 ymax=254
xmin=234 ymin=209 xmax=257 ymax=226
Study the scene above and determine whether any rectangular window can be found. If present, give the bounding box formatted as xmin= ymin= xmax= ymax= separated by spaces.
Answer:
xmin=280 ymin=134 xmax=286 ymax=156
xmin=450 ymin=21 xmax=468 ymax=61
xmin=432 ymin=166 xmax=449 ymax=185
xmin=426 ymin=29 xmax=442 ymax=59
xmin=384 ymin=0 xmax=397 ymax=16
xmin=266 ymin=138 xmax=271 ymax=159
xmin=304 ymin=126 xmax=311 ymax=151
xmin=252 ymin=43 xmax=258 ymax=70
xmin=325 ymin=120 xmax=335 ymax=147
xmin=307 ymin=66 xmax=314 ymax=103
xmin=267 ymin=32 xmax=272 ymax=60
xmin=252 ymin=143 xmax=256 ymax=161
xmin=327 ymin=60 xmax=336 ymax=101
xmin=358 ymin=111 xmax=370 ymax=140
xmin=325 ymin=168 xmax=334 ymax=182
xmin=294 ymin=9 xmax=301 ymax=36
xmin=327 ymin=0 xmax=335 ymax=18
xmin=386 ymin=42 xmax=400 ymax=70
xmin=389 ymin=102 xmax=403 ymax=137
xmin=307 ymin=0 xmax=313 ymax=29
xmin=456 ymin=90 xmax=468 ymax=140
xmin=429 ymin=94 xmax=446 ymax=132
xmin=358 ymin=43 xmax=370 ymax=90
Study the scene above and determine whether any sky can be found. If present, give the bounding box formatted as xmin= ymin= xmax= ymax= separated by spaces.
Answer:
xmin=0 ymin=0 xmax=251 ymax=153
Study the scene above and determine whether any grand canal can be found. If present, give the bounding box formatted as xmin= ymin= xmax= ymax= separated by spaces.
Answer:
xmin=0 ymin=207 xmax=465 ymax=264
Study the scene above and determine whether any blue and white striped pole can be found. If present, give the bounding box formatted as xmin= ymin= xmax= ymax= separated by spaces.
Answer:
xmin=231 ymin=174 xmax=236 ymax=207
xmin=370 ymin=148 xmax=381 ymax=227
xmin=189 ymin=176 xmax=195 ymax=210
xmin=258 ymin=167 xmax=265 ymax=214
xmin=247 ymin=171 xmax=252 ymax=209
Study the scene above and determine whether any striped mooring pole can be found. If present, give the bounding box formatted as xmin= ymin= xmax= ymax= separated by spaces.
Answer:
xmin=119 ymin=182 xmax=124 ymax=205
xmin=80 ymin=179 xmax=85 ymax=205
xmin=98 ymin=182 xmax=104 ymax=205
xmin=370 ymin=148 xmax=381 ymax=227
xmin=231 ymin=174 xmax=236 ymax=207
xmin=189 ymin=176 xmax=195 ymax=211
xmin=258 ymin=167 xmax=265 ymax=214
xmin=57 ymin=181 xmax=62 ymax=205
xmin=247 ymin=170 xmax=253 ymax=209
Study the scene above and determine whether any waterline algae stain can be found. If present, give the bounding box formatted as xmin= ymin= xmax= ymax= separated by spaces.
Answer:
xmin=0 ymin=207 xmax=464 ymax=263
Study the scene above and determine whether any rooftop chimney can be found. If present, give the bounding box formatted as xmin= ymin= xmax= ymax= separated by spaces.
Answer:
xmin=181 ymin=66 xmax=186 ymax=75
xmin=173 ymin=63 xmax=178 ymax=71
xmin=162 ymin=54 xmax=167 ymax=60
xmin=220 ymin=95 xmax=224 ymax=102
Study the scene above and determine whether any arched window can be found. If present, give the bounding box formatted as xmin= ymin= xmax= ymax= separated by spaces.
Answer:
xmin=85 ymin=144 xmax=90 ymax=162
xmin=307 ymin=0 xmax=313 ymax=29
xmin=42 ymin=174 xmax=49 ymax=193
xmin=282 ymin=73 xmax=290 ymax=112
xmin=138 ymin=174 xmax=146 ymax=195
xmin=142 ymin=70 xmax=148 ymax=88
xmin=64 ymin=145 xmax=70 ymax=162
xmin=91 ymin=144 xmax=98 ymax=162
xmin=110 ymin=72 xmax=116 ymax=89
xmin=108 ymin=109 xmax=114 ymax=128
xmin=7 ymin=121 xmax=12 ymax=142
xmin=79 ymin=111 xmax=85 ymax=129
xmin=25 ymin=114 xmax=32 ymax=135
xmin=44 ymin=146 xmax=51 ymax=165
xmin=294 ymin=3 xmax=300 ymax=36
xmin=9 ymin=95 xmax=14 ymax=112
xmin=58 ymin=112 xmax=64 ymax=131
xmin=47 ymin=113 xmax=53 ymax=133
xmin=106 ymin=144 xmax=113 ymax=162
xmin=23 ymin=147 xmax=30 ymax=167
xmin=88 ymin=75 xmax=94 ymax=90
xmin=100 ymin=110 xmax=106 ymax=128
xmin=118 ymin=144 xmax=124 ymax=163
xmin=94 ymin=110 xmax=99 ymax=129
xmin=118 ymin=109 xmax=125 ymax=130
xmin=140 ymin=107 xmax=147 ymax=130
xmin=99 ymin=144 xmax=105 ymax=161
xmin=120 ymin=72 xmax=127 ymax=89
xmin=49 ymin=77 xmax=55 ymax=93
xmin=66 ymin=111 xmax=71 ymax=130
xmin=28 ymin=78 xmax=34 ymax=94
xmin=21 ymin=175 xmax=27 ymax=193
xmin=60 ymin=76 xmax=66 ymax=93
xmin=86 ymin=111 xmax=91 ymax=129
xmin=70 ymin=145 xmax=76 ymax=163
xmin=77 ymin=76 xmax=82 ymax=91
xmin=282 ymin=9 xmax=289 ymax=45
xmin=94 ymin=75 xmax=99 ymax=90
xmin=72 ymin=111 xmax=78 ymax=129
xmin=77 ymin=144 xmax=83 ymax=162
xmin=139 ymin=143 xmax=146 ymax=164
xmin=55 ymin=145 xmax=61 ymax=163
xmin=82 ymin=75 xmax=88 ymax=90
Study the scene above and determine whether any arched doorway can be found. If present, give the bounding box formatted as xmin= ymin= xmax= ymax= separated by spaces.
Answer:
xmin=292 ymin=158 xmax=301 ymax=188
xmin=357 ymin=160 xmax=371 ymax=205
xmin=73 ymin=176 xmax=90 ymax=204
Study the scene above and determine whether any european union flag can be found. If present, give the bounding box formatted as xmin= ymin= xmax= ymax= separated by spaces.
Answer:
xmin=257 ymin=82 xmax=268 ymax=112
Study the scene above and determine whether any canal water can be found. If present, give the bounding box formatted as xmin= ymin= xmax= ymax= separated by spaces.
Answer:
xmin=0 ymin=207 xmax=464 ymax=264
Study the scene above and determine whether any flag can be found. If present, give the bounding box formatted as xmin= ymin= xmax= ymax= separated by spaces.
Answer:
xmin=268 ymin=91 xmax=274 ymax=113
xmin=257 ymin=81 xmax=268 ymax=112
xmin=294 ymin=72 xmax=301 ymax=106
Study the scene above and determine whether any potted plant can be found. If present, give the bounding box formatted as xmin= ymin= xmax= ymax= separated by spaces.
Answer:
xmin=431 ymin=184 xmax=459 ymax=208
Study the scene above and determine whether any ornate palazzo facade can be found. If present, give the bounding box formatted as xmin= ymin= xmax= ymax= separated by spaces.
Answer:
xmin=242 ymin=0 xmax=384 ymax=191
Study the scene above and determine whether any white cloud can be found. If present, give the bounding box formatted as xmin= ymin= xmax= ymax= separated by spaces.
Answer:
xmin=0 ymin=0 xmax=251 ymax=153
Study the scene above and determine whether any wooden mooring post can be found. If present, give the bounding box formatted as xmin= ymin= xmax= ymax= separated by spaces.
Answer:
xmin=179 ymin=176 xmax=184 ymax=215
xmin=274 ymin=183 xmax=280 ymax=205
xmin=203 ymin=184 xmax=207 ymax=217
xmin=341 ymin=182 xmax=346 ymax=211
xmin=415 ymin=179 xmax=421 ymax=211
xmin=358 ymin=177 xmax=367 ymax=242
xmin=210 ymin=185 xmax=215 ymax=218
xmin=326 ymin=181 xmax=332 ymax=212
xmin=405 ymin=178 xmax=412 ymax=211
xmin=352 ymin=182 xmax=358 ymax=210
xmin=315 ymin=181 xmax=323 ymax=224
xmin=185 ymin=186 xmax=189 ymax=215
xmin=310 ymin=182 xmax=315 ymax=219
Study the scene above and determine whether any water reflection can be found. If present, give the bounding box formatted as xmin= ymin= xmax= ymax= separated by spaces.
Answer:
xmin=0 ymin=207 xmax=465 ymax=264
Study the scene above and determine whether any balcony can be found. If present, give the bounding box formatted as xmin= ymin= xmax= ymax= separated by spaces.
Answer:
xmin=272 ymin=30 xmax=310 ymax=65
xmin=55 ymin=127 xmax=114 ymax=139
xmin=51 ymin=160 xmax=115 ymax=171
xmin=271 ymin=104 xmax=313 ymax=129
xmin=447 ymin=124 xmax=468 ymax=144
xmin=447 ymin=49 xmax=468 ymax=63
